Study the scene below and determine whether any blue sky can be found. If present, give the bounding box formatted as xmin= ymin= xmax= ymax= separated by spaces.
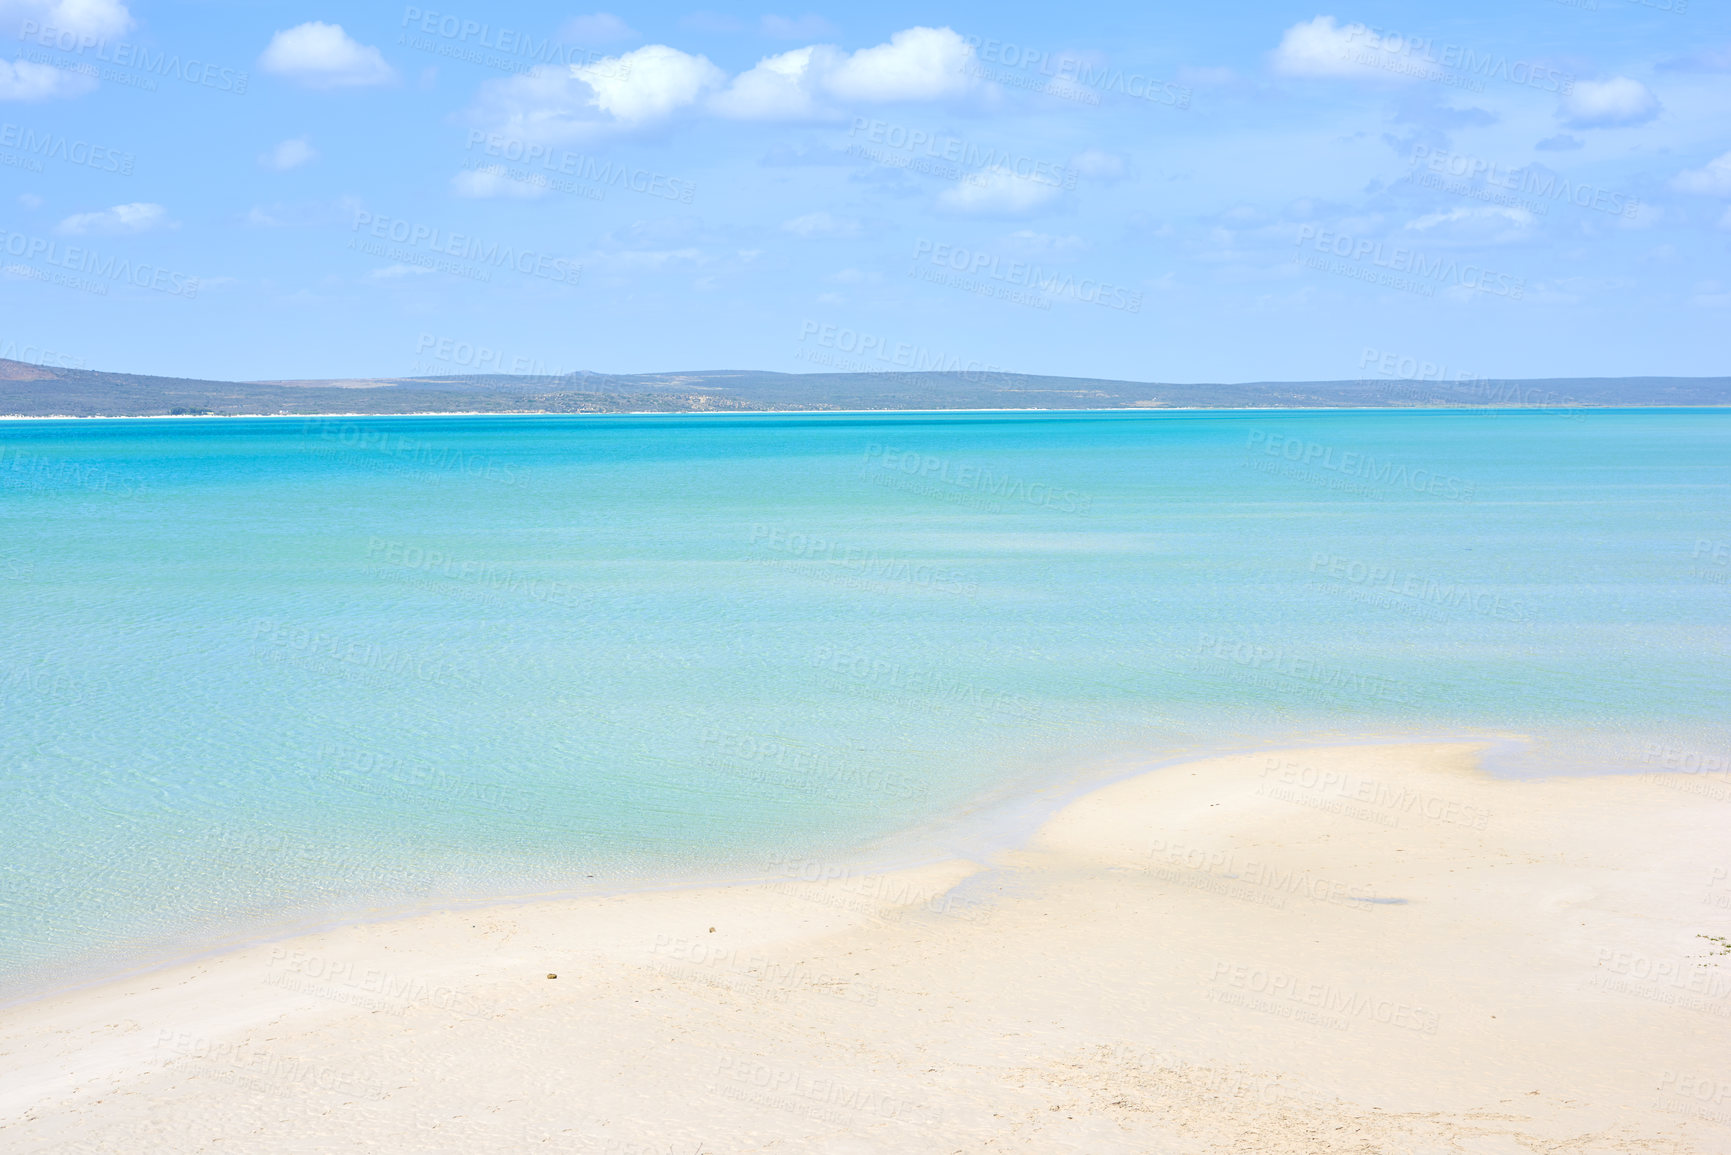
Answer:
xmin=0 ymin=0 xmax=1727 ymax=382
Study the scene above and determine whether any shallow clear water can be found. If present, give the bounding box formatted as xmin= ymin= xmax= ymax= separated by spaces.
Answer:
xmin=2 ymin=409 xmax=1726 ymax=993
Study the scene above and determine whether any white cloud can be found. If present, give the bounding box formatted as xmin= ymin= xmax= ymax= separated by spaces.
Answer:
xmin=762 ymin=14 xmax=836 ymax=40
xmin=936 ymin=167 xmax=1062 ymax=216
xmin=1562 ymin=77 xmax=1660 ymax=128
xmin=581 ymin=43 xmax=726 ymax=122
xmin=244 ymin=196 xmax=362 ymax=228
xmin=558 ymin=13 xmax=635 ymax=43
xmin=711 ymin=44 xmax=844 ymax=119
xmin=1270 ymin=16 xmax=1387 ymax=80
xmin=260 ymin=22 xmax=396 ymax=89
xmin=714 ymin=26 xmax=974 ymax=119
xmin=1005 ymin=230 xmax=1086 ymax=257
xmin=781 ymin=211 xmax=860 ymax=238
xmin=1673 ymin=151 xmax=1731 ymax=197
xmin=1403 ymin=204 xmax=1536 ymax=243
xmin=259 ymin=137 xmax=316 ymax=171
xmin=1072 ymin=150 xmax=1127 ymax=181
xmin=0 ymin=58 xmax=97 ymax=100
xmin=594 ymin=247 xmax=704 ymax=270
xmin=469 ymin=66 xmax=604 ymax=143
xmin=471 ymin=48 xmax=727 ymax=145
xmin=477 ymin=27 xmax=976 ymax=136
xmin=18 ymin=193 xmax=44 ymax=209
xmin=472 ymin=46 xmax=722 ymax=140
xmin=0 ymin=0 xmax=131 ymax=39
xmin=451 ymin=165 xmax=547 ymax=199
xmin=57 ymin=201 xmax=172 ymax=235
xmin=826 ymin=26 xmax=974 ymax=102
xmin=367 ymin=264 xmax=434 ymax=280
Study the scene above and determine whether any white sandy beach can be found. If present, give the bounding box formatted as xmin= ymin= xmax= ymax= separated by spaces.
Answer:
xmin=4 ymin=741 xmax=1729 ymax=1154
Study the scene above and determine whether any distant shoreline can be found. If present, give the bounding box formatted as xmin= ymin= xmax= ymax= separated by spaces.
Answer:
xmin=5 ymin=403 xmax=1728 ymax=421
xmin=6 ymin=358 xmax=1727 ymax=419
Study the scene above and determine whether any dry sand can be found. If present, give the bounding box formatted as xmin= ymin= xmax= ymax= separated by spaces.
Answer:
xmin=3 ymin=741 xmax=1729 ymax=1153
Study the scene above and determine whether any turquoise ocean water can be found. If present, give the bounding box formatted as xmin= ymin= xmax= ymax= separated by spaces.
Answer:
xmin=2 ymin=410 xmax=1726 ymax=995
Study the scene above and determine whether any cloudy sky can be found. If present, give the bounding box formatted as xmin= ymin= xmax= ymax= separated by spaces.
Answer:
xmin=1 ymin=0 xmax=1727 ymax=382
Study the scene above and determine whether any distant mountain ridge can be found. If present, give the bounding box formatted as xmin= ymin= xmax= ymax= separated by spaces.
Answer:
xmin=2 ymin=359 xmax=1727 ymax=417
